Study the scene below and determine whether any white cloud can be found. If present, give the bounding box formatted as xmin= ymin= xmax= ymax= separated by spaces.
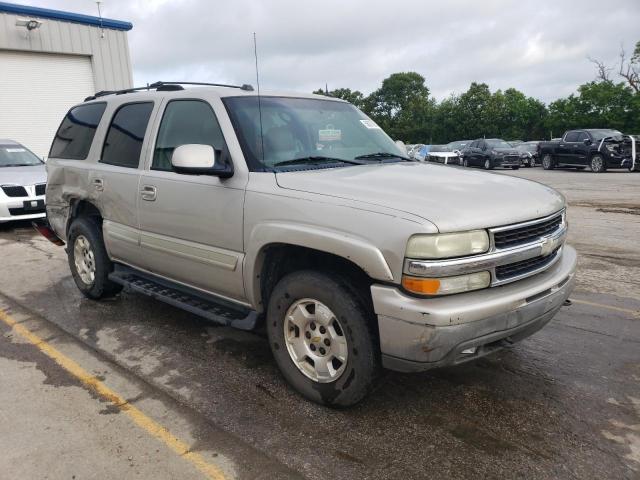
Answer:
xmin=20 ymin=0 xmax=640 ymax=102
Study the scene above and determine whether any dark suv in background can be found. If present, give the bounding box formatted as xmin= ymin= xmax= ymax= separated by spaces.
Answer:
xmin=461 ymin=138 xmax=521 ymax=170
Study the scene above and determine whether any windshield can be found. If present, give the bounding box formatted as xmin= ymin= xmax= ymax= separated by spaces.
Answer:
xmin=447 ymin=141 xmax=468 ymax=150
xmin=485 ymin=139 xmax=512 ymax=149
xmin=0 ymin=144 xmax=43 ymax=167
xmin=223 ymin=96 xmax=405 ymax=171
xmin=516 ymin=143 xmax=537 ymax=152
xmin=589 ymin=129 xmax=623 ymax=141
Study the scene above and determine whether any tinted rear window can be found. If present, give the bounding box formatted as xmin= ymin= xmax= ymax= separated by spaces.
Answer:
xmin=100 ymin=102 xmax=154 ymax=169
xmin=49 ymin=103 xmax=106 ymax=160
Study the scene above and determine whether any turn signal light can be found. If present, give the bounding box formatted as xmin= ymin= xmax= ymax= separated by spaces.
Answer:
xmin=402 ymin=271 xmax=491 ymax=296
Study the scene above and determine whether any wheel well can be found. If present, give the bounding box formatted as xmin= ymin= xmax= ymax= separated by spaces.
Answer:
xmin=66 ymin=199 xmax=102 ymax=235
xmin=259 ymin=244 xmax=376 ymax=318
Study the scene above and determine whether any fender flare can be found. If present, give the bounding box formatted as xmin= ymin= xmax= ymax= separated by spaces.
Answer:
xmin=244 ymin=222 xmax=395 ymax=309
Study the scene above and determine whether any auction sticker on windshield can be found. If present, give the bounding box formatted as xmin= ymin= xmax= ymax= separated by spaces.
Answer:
xmin=319 ymin=129 xmax=341 ymax=141
xmin=360 ymin=119 xmax=381 ymax=129
xmin=5 ymin=148 xmax=26 ymax=153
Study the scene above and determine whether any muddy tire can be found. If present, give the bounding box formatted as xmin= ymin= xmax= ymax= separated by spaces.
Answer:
xmin=67 ymin=217 xmax=122 ymax=300
xmin=266 ymin=270 xmax=379 ymax=407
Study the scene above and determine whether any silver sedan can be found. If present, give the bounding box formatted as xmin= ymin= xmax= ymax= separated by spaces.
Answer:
xmin=0 ymin=140 xmax=47 ymax=223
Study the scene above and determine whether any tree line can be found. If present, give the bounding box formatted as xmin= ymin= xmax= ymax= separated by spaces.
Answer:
xmin=313 ymin=41 xmax=640 ymax=144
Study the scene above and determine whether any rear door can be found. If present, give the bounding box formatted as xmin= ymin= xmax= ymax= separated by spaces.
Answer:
xmin=93 ymin=101 xmax=157 ymax=267
xmin=137 ymin=97 xmax=247 ymax=303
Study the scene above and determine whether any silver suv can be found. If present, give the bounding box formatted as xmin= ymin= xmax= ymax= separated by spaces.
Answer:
xmin=42 ymin=82 xmax=576 ymax=406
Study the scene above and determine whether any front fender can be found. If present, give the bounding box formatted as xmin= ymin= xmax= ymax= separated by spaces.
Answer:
xmin=244 ymin=221 xmax=394 ymax=310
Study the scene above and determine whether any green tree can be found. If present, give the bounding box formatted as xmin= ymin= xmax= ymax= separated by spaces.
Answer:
xmin=364 ymin=72 xmax=433 ymax=142
xmin=313 ymin=87 xmax=366 ymax=109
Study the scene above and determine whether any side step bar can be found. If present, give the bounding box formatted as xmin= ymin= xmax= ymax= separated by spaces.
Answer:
xmin=108 ymin=265 xmax=258 ymax=331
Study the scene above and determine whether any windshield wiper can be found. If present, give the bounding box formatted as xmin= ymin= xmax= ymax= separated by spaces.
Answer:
xmin=272 ymin=156 xmax=364 ymax=167
xmin=1 ymin=163 xmax=37 ymax=167
xmin=354 ymin=152 xmax=410 ymax=161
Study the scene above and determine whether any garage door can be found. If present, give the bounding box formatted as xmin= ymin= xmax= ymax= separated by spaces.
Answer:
xmin=0 ymin=50 xmax=95 ymax=158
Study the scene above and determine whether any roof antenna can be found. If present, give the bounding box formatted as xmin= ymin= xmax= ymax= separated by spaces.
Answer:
xmin=253 ymin=32 xmax=265 ymax=168
xmin=95 ymin=1 xmax=105 ymax=38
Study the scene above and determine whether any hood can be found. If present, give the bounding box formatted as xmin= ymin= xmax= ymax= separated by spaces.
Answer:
xmin=493 ymin=148 xmax=520 ymax=155
xmin=0 ymin=164 xmax=47 ymax=187
xmin=275 ymin=163 xmax=564 ymax=232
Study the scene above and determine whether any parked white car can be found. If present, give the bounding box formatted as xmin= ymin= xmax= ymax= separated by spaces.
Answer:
xmin=0 ymin=139 xmax=47 ymax=223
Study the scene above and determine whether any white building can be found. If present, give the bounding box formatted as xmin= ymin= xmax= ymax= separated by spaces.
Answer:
xmin=0 ymin=2 xmax=133 ymax=157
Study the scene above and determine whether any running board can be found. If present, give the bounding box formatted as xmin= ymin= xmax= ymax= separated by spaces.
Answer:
xmin=108 ymin=265 xmax=258 ymax=330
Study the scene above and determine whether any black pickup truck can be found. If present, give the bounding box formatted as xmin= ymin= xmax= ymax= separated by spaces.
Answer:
xmin=538 ymin=129 xmax=638 ymax=173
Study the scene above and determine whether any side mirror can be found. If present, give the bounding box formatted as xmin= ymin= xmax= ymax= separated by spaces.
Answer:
xmin=583 ymin=138 xmax=591 ymax=146
xmin=171 ymin=144 xmax=233 ymax=178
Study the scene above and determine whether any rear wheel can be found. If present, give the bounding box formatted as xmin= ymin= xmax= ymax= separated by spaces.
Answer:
xmin=463 ymin=157 xmax=469 ymax=168
xmin=590 ymin=154 xmax=606 ymax=173
xmin=266 ymin=270 xmax=379 ymax=407
xmin=542 ymin=154 xmax=554 ymax=170
xmin=67 ymin=217 xmax=122 ymax=299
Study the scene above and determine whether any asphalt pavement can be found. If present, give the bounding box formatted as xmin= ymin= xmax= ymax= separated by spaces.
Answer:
xmin=0 ymin=166 xmax=638 ymax=479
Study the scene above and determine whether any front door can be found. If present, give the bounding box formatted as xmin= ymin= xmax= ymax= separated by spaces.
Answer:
xmin=573 ymin=131 xmax=591 ymax=165
xmin=137 ymin=98 xmax=247 ymax=303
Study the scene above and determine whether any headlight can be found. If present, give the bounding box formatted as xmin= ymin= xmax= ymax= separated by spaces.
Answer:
xmin=402 ymin=271 xmax=491 ymax=296
xmin=406 ymin=231 xmax=489 ymax=259
xmin=605 ymin=144 xmax=616 ymax=152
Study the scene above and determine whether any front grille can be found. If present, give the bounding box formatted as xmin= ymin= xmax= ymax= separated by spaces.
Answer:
xmin=496 ymin=248 xmax=560 ymax=280
xmin=8 ymin=205 xmax=46 ymax=216
xmin=35 ymin=183 xmax=46 ymax=196
xmin=503 ymin=155 xmax=519 ymax=163
xmin=493 ymin=213 xmax=562 ymax=249
xmin=2 ymin=185 xmax=28 ymax=197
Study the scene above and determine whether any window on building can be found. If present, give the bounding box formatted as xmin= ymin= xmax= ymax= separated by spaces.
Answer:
xmin=49 ymin=103 xmax=106 ymax=160
xmin=100 ymin=102 xmax=154 ymax=168
xmin=153 ymin=100 xmax=226 ymax=171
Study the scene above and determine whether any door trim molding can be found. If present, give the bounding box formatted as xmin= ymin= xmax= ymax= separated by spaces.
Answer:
xmin=140 ymin=230 xmax=239 ymax=271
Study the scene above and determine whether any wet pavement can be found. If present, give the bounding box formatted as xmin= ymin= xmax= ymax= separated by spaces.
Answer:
xmin=0 ymin=167 xmax=639 ymax=479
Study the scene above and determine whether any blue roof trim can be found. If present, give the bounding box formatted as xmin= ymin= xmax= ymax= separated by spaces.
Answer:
xmin=0 ymin=2 xmax=133 ymax=31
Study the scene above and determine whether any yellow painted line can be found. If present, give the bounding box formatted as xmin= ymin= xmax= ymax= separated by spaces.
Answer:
xmin=571 ymin=299 xmax=640 ymax=318
xmin=0 ymin=309 xmax=227 ymax=480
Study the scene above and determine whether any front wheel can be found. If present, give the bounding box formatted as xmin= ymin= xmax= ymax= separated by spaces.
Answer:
xmin=67 ymin=217 xmax=122 ymax=299
xmin=463 ymin=157 xmax=469 ymax=168
xmin=484 ymin=159 xmax=493 ymax=170
xmin=590 ymin=154 xmax=607 ymax=173
xmin=266 ymin=270 xmax=379 ymax=407
xmin=542 ymin=154 xmax=554 ymax=170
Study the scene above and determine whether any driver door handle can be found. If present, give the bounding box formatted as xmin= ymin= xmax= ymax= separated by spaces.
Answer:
xmin=140 ymin=185 xmax=157 ymax=201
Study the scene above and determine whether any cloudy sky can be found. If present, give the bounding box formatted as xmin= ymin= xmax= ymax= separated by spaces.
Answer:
xmin=22 ymin=0 xmax=640 ymax=103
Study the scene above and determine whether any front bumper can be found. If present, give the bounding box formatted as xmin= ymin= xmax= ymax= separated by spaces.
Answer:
xmin=0 ymin=194 xmax=46 ymax=222
xmin=495 ymin=157 xmax=521 ymax=167
xmin=372 ymin=244 xmax=577 ymax=372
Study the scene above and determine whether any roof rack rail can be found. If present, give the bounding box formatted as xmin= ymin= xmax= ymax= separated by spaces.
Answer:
xmin=84 ymin=81 xmax=254 ymax=102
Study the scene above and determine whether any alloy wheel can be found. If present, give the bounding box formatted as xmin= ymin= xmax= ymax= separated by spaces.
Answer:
xmin=73 ymin=235 xmax=96 ymax=285
xmin=283 ymin=298 xmax=349 ymax=383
